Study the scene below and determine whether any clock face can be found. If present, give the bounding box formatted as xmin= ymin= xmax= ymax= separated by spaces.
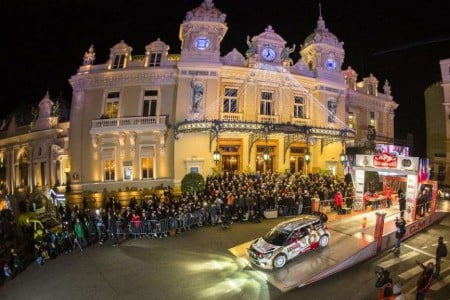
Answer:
xmin=326 ymin=58 xmax=337 ymax=70
xmin=194 ymin=37 xmax=210 ymax=50
xmin=261 ymin=47 xmax=276 ymax=61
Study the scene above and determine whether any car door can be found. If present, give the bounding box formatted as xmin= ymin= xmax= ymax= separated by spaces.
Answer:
xmin=285 ymin=229 xmax=303 ymax=259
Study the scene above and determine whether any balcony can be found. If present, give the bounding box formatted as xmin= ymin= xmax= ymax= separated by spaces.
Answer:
xmin=220 ymin=112 xmax=243 ymax=122
xmin=291 ymin=117 xmax=311 ymax=126
xmin=258 ymin=115 xmax=279 ymax=123
xmin=90 ymin=115 xmax=167 ymax=134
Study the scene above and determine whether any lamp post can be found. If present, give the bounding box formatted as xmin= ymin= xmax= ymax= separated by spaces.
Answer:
xmin=213 ymin=149 xmax=221 ymax=165
xmin=304 ymin=129 xmax=311 ymax=175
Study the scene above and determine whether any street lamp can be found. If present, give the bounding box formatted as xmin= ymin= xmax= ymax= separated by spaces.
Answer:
xmin=305 ymin=150 xmax=311 ymax=164
xmin=213 ymin=149 xmax=221 ymax=165
xmin=340 ymin=152 xmax=348 ymax=164
xmin=263 ymin=148 xmax=270 ymax=161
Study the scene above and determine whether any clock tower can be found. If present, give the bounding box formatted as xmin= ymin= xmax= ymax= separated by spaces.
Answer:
xmin=246 ymin=25 xmax=288 ymax=68
xmin=179 ymin=0 xmax=228 ymax=63
xmin=300 ymin=12 xmax=345 ymax=81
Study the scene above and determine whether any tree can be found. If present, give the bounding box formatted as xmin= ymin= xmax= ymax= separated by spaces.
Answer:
xmin=181 ymin=173 xmax=205 ymax=194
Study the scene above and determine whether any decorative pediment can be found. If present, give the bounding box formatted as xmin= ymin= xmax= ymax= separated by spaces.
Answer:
xmin=222 ymin=48 xmax=245 ymax=66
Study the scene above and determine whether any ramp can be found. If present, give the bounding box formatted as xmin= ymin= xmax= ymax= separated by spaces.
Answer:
xmin=229 ymin=228 xmax=376 ymax=292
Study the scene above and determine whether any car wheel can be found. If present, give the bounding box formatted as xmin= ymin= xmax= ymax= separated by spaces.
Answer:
xmin=319 ymin=235 xmax=329 ymax=247
xmin=273 ymin=254 xmax=287 ymax=269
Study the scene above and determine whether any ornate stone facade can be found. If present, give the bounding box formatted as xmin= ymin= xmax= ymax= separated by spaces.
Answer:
xmin=67 ymin=0 xmax=398 ymax=193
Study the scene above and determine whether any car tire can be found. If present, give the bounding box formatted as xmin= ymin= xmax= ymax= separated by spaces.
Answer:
xmin=319 ymin=235 xmax=329 ymax=247
xmin=273 ymin=254 xmax=287 ymax=269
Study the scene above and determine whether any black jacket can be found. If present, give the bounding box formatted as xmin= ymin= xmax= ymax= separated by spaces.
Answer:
xmin=436 ymin=243 xmax=447 ymax=259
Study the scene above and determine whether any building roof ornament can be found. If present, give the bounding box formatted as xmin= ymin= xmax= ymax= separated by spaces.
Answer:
xmin=184 ymin=0 xmax=226 ymax=23
xmin=303 ymin=5 xmax=343 ymax=49
xmin=82 ymin=45 xmax=95 ymax=66
xmin=383 ymin=80 xmax=392 ymax=96
xmin=222 ymin=48 xmax=245 ymax=66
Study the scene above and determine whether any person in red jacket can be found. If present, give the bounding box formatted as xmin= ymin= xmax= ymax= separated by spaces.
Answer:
xmin=334 ymin=190 xmax=343 ymax=215
xmin=385 ymin=185 xmax=393 ymax=208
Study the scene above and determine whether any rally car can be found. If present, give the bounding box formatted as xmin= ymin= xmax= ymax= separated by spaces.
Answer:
xmin=247 ymin=214 xmax=330 ymax=269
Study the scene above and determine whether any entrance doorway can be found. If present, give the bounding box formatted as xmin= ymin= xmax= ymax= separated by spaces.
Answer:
xmin=218 ymin=140 xmax=242 ymax=172
xmin=256 ymin=145 xmax=276 ymax=172
xmin=289 ymin=147 xmax=306 ymax=174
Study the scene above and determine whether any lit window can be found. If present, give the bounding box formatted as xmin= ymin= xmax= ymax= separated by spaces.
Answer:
xmin=112 ymin=54 xmax=125 ymax=69
xmin=143 ymin=90 xmax=158 ymax=116
xmin=141 ymin=146 xmax=154 ymax=179
xmin=149 ymin=53 xmax=162 ymax=67
xmin=223 ymin=88 xmax=238 ymax=113
xmin=370 ymin=111 xmax=376 ymax=127
xmin=104 ymin=160 xmax=115 ymax=181
xmin=105 ymin=92 xmax=120 ymax=118
xmin=260 ymin=91 xmax=274 ymax=115
xmin=293 ymin=96 xmax=305 ymax=118
xmin=348 ymin=112 xmax=354 ymax=129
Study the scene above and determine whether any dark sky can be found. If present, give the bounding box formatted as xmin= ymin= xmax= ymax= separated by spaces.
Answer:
xmin=3 ymin=0 xmax=450 ymax=156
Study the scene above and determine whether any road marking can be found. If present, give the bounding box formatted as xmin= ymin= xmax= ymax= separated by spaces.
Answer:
xmin=377 ymin=251 xmax=420 ymax=269
xmin=398 ymin=258 xmax=434 ymax=280
xmin=430 ymin=267 xmax=450 ymax=291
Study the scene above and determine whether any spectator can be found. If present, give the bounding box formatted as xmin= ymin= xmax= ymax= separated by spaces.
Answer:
xmin=334 ymin=190 xmax=343 ymax=215
xmin=3 ymin=263 xmax=14 ymax=279
xmin=398 ymin=193 xmax=406 ymax=218
xmin=392 ymin=284 xmax=404 ymax=300
xmin=73 ymin=218 xmax=86 ymax=249
xmin=434 ymin=236 xmax=447 ymax=279
xmin=393 ymin=217 xmax=406 ymax=255
xmin=415 ymin=261 xmax=434 ymax=300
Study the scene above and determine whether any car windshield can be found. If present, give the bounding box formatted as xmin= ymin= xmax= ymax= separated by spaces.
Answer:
xmin=263 ymin=227 xmax=291 ymax=246
xmin=42 ymin=218 xmax=59 ymax=228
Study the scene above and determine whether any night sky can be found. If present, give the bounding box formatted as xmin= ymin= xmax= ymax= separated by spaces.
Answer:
xmin=3 ymin=0 xmax=450 ymax=156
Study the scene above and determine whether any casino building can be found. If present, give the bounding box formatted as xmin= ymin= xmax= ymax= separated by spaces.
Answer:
xmin=68 ymin=0 xmax=398 ymax=194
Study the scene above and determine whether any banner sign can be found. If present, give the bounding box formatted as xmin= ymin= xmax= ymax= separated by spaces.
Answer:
xmin=355 ymin=154 xmax=419 ymax=172
xmin=373 ymin=153 xmax=397 ymax=168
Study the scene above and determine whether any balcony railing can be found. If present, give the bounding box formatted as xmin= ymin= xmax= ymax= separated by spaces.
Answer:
xmin=91 ymin=116 xmax=167 ymax=132
xmin=220 ymin=112 xmax=243 ymax=121
xmin=258 ymin=115 xmax=279 ymax=123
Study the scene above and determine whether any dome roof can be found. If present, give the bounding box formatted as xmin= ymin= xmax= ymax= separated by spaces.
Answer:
xmin=184 ymin=0 xmax=226 ymax=23
xmin=303 ymin=16 xmax=342 ymax=49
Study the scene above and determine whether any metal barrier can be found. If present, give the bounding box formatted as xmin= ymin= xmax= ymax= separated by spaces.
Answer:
xmin=115 ymin=213 xmax=204 ymax=238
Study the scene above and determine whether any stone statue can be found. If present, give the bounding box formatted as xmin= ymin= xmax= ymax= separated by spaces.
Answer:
xmin=327 ymin=100 xmax=337 ymax=123
xmin=383 ymin=80 xmax=391 ymax=96
xmin=281 ymin=44 xmax=296 ymax=66
xmin=82 ymin=45 xmax=95 ymax=66
xmin=31 ymin=107 xmax=39 ymax=121
xmin=245 ymin=35 xmax=257 ymax=58
xmin=52 ymin=100 xmax=60 ymax=117
xmin=190 ymin=79 xmax=204 ymax=113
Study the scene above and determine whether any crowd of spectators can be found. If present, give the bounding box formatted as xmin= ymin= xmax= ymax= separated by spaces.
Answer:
xmin=3 ymin=171 xmax=352 ymax=281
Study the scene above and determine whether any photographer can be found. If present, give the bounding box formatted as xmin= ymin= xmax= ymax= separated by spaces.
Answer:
xmin=415 ymin=261 xmax=434 ymax=300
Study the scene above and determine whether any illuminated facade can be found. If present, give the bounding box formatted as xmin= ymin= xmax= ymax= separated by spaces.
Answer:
xmin=68 ymin=0 xmax=398 ymax=193
xmin=0 ymin=92 xmax=70 ymax=204
xmin=426 ymin=58 xmax=450 ymax=183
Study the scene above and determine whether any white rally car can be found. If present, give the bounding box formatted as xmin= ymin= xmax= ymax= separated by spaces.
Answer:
xmin=248 ymin=214 xmax=330 ymax=269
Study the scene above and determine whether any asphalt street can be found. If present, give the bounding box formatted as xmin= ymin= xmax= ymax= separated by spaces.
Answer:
xmin=1 ymin=212 xmax=449 ymax=300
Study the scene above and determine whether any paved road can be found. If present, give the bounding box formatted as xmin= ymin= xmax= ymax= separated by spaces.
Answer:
xmin=1 ymin=213 xmax=449 ymax=300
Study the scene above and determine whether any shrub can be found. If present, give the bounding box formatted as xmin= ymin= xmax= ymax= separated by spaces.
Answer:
xmin=181 ymin=173 xmax=205 ymax=194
